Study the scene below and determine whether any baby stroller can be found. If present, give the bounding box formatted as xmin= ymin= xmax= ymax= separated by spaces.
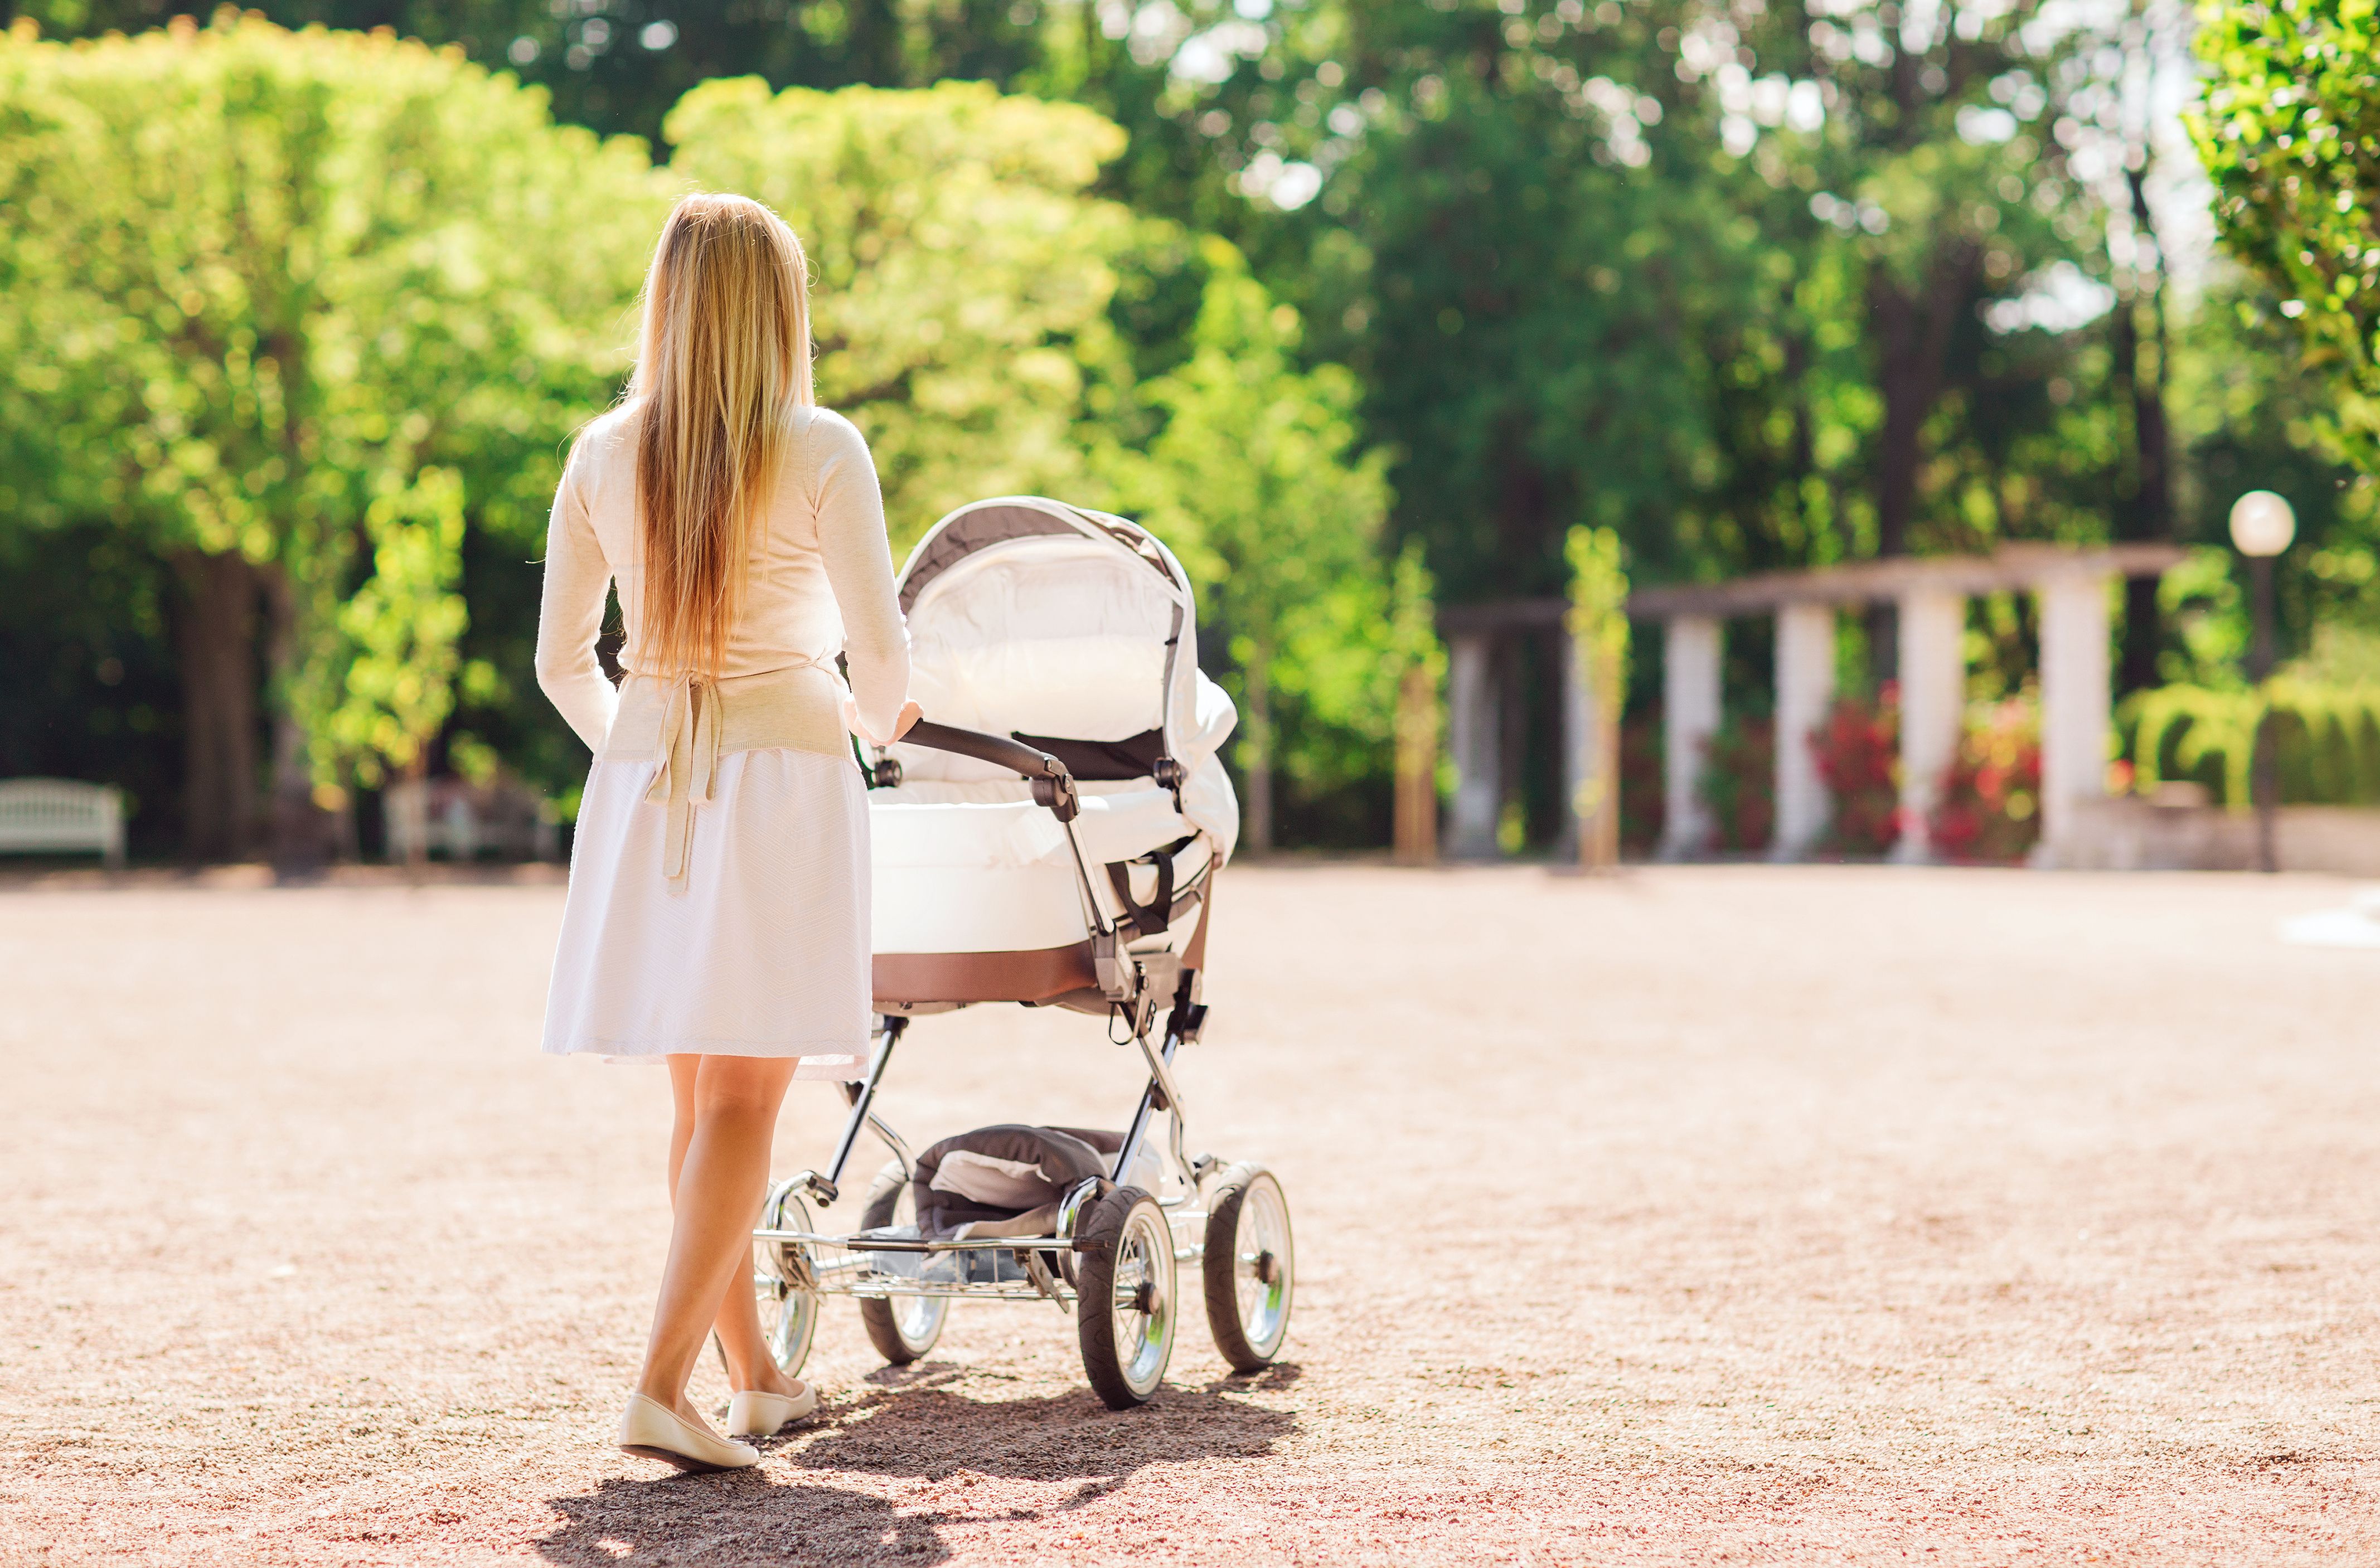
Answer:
xmin=748 ymin=497 xmax=1295 ymax=1409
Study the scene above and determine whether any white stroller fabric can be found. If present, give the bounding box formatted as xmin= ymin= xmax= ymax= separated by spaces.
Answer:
xmin=870 ymin=497 xmax=1237 ymax=958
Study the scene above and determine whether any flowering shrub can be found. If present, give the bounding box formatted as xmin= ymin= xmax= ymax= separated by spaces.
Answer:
xmin=1813 ymin=688 xmax=1899 ymax=855
xmin=1930 ymin=700 xmax=2043 ymax=862
xmin=1697 ymin=714 xmax=1775 ymax=853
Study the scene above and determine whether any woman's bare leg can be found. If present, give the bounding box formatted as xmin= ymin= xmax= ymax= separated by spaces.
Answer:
xmin=662 ymin=1056 xmax=801 ymax=1401
xmin=638 ymin=1054 xmax=799 ymax=1423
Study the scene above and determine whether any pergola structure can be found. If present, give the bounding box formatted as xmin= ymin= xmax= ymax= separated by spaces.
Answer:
xmin=1438 ymin=542 xmax=2186 ymax=865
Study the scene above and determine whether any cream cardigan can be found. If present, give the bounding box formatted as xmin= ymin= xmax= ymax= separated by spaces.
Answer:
xmin=532 ymin=401 xmax=910 ymax=752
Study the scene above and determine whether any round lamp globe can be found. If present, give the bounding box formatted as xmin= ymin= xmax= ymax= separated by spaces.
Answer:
xmin=2229 ymin=490 xmax=2297 ymax=557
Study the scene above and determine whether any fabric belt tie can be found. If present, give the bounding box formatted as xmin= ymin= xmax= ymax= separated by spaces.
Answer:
xmin=644 ymin=677 xmax=724 ymax=887
xmin=603 ymin=662 xmax=851 ymax=892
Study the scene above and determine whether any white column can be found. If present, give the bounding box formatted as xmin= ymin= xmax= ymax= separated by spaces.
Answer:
xmin=1659 ymin=615 xmax=1722 ymax=860
xmin=1447 ymin=632 xmax=1500 ymax=858
xmin=1772 ymin=603 xmax=1836 ymax=860
xmin=2035 ymin=571 xmax=2112 ymax=865
xmin=1894 ymin=589 xmax=1966 ymax=863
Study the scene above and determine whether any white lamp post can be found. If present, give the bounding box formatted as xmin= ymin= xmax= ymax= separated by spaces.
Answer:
xmin=2228 ymin=490 xmax=2296 ymax=872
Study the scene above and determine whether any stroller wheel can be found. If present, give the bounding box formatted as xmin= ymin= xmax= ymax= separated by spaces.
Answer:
xmin=858 ymin=1158 xmax=949 ymax=1364
xmin=1201 ymin=1164 xmax=1293 ymax=1372
xmin=1076 ymin=1185 xmax=1176 ymax=1409
xmin=754 ymin=1179 xmax=821 ymax=1379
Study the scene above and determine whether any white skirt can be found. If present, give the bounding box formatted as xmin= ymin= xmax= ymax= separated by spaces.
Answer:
xmin=541 ymin=747 xmax=872 ymax=1076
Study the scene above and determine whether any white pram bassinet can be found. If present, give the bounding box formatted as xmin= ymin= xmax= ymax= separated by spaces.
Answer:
xmin=866 ymin=496 xmax=1239 ymax=1010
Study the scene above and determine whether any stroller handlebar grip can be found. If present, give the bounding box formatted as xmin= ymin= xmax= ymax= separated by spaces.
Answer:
xmin=899 ymin=720 xmax=1068 ymax=781
xmin=890 ymin=720 xmax=1082 ymax=822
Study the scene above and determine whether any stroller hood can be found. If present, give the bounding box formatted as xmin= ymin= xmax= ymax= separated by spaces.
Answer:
xmin=882 ymin=497 xmax=1239 ymax=861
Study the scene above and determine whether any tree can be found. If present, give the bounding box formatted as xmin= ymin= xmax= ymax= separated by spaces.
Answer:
xmin=2069 ymin=0 xmax=2195 ymax=691
xmin=1786 ymin=0 xmax=2086 ymax=565
xmin=0 ymin=3 xmax=2198 ymax=855
xmin=1103 ymin=240 xmax=1399 ymax=851
xmin=0 ymin=16 xmax=658 ymax=859
xmin=2192 ymin=0 xmax=2380 ymax=474
xmin=665 ymin=76 xmax=1136 ymax=554
xmin=1283 ymin=0 xmax=1742 ymax=603
xmin=2166 ymin=271 xmax=2380 ymax=674
xmin=1240 ymin=0 xmax=2100 ymax=591
xmin=4 ymin=0 xmax=1128 ymax=151
xmin=1065 ymin=0 xmax=2132 ymax=839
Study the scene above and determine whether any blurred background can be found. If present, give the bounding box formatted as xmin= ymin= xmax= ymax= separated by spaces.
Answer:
xmin=1 ymin=0 xmax=2372 ymax=871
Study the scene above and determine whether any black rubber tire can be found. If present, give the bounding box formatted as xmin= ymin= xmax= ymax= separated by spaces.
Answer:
xmin=1202 ymin=1163 xmax=1293 ymax=1373
xmin=1074 ymin=1185 xmax=1174 ymax=1410
xmin=857 ymin=1159 xmax=946 ymax=1364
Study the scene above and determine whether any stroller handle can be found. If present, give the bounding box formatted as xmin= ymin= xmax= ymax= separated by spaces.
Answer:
xmin=898 ymin=719 xmax=1080 ymax=823
xmin=900 ymin=719 xmax=1069 ymax=782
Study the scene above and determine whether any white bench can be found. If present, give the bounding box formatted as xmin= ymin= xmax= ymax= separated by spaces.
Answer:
xmin=0 ymin=778 xmax=127 ymax=868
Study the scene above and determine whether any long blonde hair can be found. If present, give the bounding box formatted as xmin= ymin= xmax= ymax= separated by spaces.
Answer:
xmin=629 ymin=193 xmax=815 ymax=678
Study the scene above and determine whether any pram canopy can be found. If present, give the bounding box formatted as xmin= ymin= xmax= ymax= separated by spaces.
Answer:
xmin=870 ymin=498 xmax=1238 ymax=992
xmin=880 ymin=496 xmax=1237 ymax=854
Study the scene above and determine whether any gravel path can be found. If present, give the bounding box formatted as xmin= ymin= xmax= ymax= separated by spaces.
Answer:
xmin=2 ymin=865 xmax=2375 ymax=1565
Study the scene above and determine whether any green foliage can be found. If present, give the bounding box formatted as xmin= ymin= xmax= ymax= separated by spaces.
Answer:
xmin=2129 ymin=678 xmax=2380 ymax=808
xmin=0 ymin=14 xmax=658 ymax=798
xmin=317 ymin=467 xmax=469 ymax=785
xmin=2192 ymin=0 xmax=2380 ymax=470
xmin=2296 ymin=622 xmax=2380 ymax=684
xmin=2154 ymin=547 xmax=2251 ymax=687
xmin=1565 ymin=523 xmax=1628 ymax=838
xmin=10 ymin=2 xmax=2376 ymax=857
xmin=0 ymin=31 xmax=1425 ymax=848
xmin=1101 ymin=237 xmax=1404 ymax=842
xmin=1316 ymin=25 xmax=1756 ymax=597
xmin=2131 ymin=683 xmax=2262 ymax=806
xmin=1269 ymin=541 xmax=1442 ymax=836
xmin=666 ymin=77 xmax=1133 ymax=552
xmin=2166 ymin=271 xmax=2380 ymax=661
xmin=1564 ymin=525 xmax=1630 ymax=684
xmin=6 ymin=0 xmax=1058 ymax=144
xmin=1254 ymin=0 xmax=2109 ymax=628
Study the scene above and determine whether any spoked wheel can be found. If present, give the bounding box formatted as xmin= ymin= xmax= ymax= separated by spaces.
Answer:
xmin=1076 ymin=1185 xmax=1176 ymax=1409
xmin=857 ymin=1158 xmax=948 ymax=1364
xmin=1202 ymin=1163 xmax=1293 ymax=1372
xmin=753 ymin=1177 xmax=821 ymax=1378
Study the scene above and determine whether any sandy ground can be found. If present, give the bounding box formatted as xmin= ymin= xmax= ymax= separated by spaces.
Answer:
xmin=1 ymin=863 xmax=2376 ymax=1566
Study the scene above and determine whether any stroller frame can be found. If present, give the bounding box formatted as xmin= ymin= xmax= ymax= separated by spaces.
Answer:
xmin=747 ymin=718 xmax=1291 ymax=1409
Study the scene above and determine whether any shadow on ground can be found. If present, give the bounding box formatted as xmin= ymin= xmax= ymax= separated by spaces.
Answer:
xmin=534 ymin=1366 xmax=1299 ymax=1565
xmin=537 ymin=1475 xmax=946 ymax=1566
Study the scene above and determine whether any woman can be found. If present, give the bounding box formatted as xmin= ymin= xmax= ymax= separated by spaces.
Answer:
xmin=534 ymin=193 xmax=917 ymax=1474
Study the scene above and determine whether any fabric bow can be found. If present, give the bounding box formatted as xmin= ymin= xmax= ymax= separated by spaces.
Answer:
xmin=644 ymin=676 xmax=721 ymax=890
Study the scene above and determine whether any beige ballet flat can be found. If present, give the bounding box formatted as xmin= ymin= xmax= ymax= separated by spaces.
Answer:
xmin=618 ymin=1392 xmax=759 ymax=1474
xmin=726 ymin=1383 xmax=819 ymax=1438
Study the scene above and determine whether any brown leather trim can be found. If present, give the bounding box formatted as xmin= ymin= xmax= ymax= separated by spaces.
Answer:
xmin=1183 ymin=870 xmax=1214 ymax=972
xmin=873 ymin=943 xmax=1099 ymax=1005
